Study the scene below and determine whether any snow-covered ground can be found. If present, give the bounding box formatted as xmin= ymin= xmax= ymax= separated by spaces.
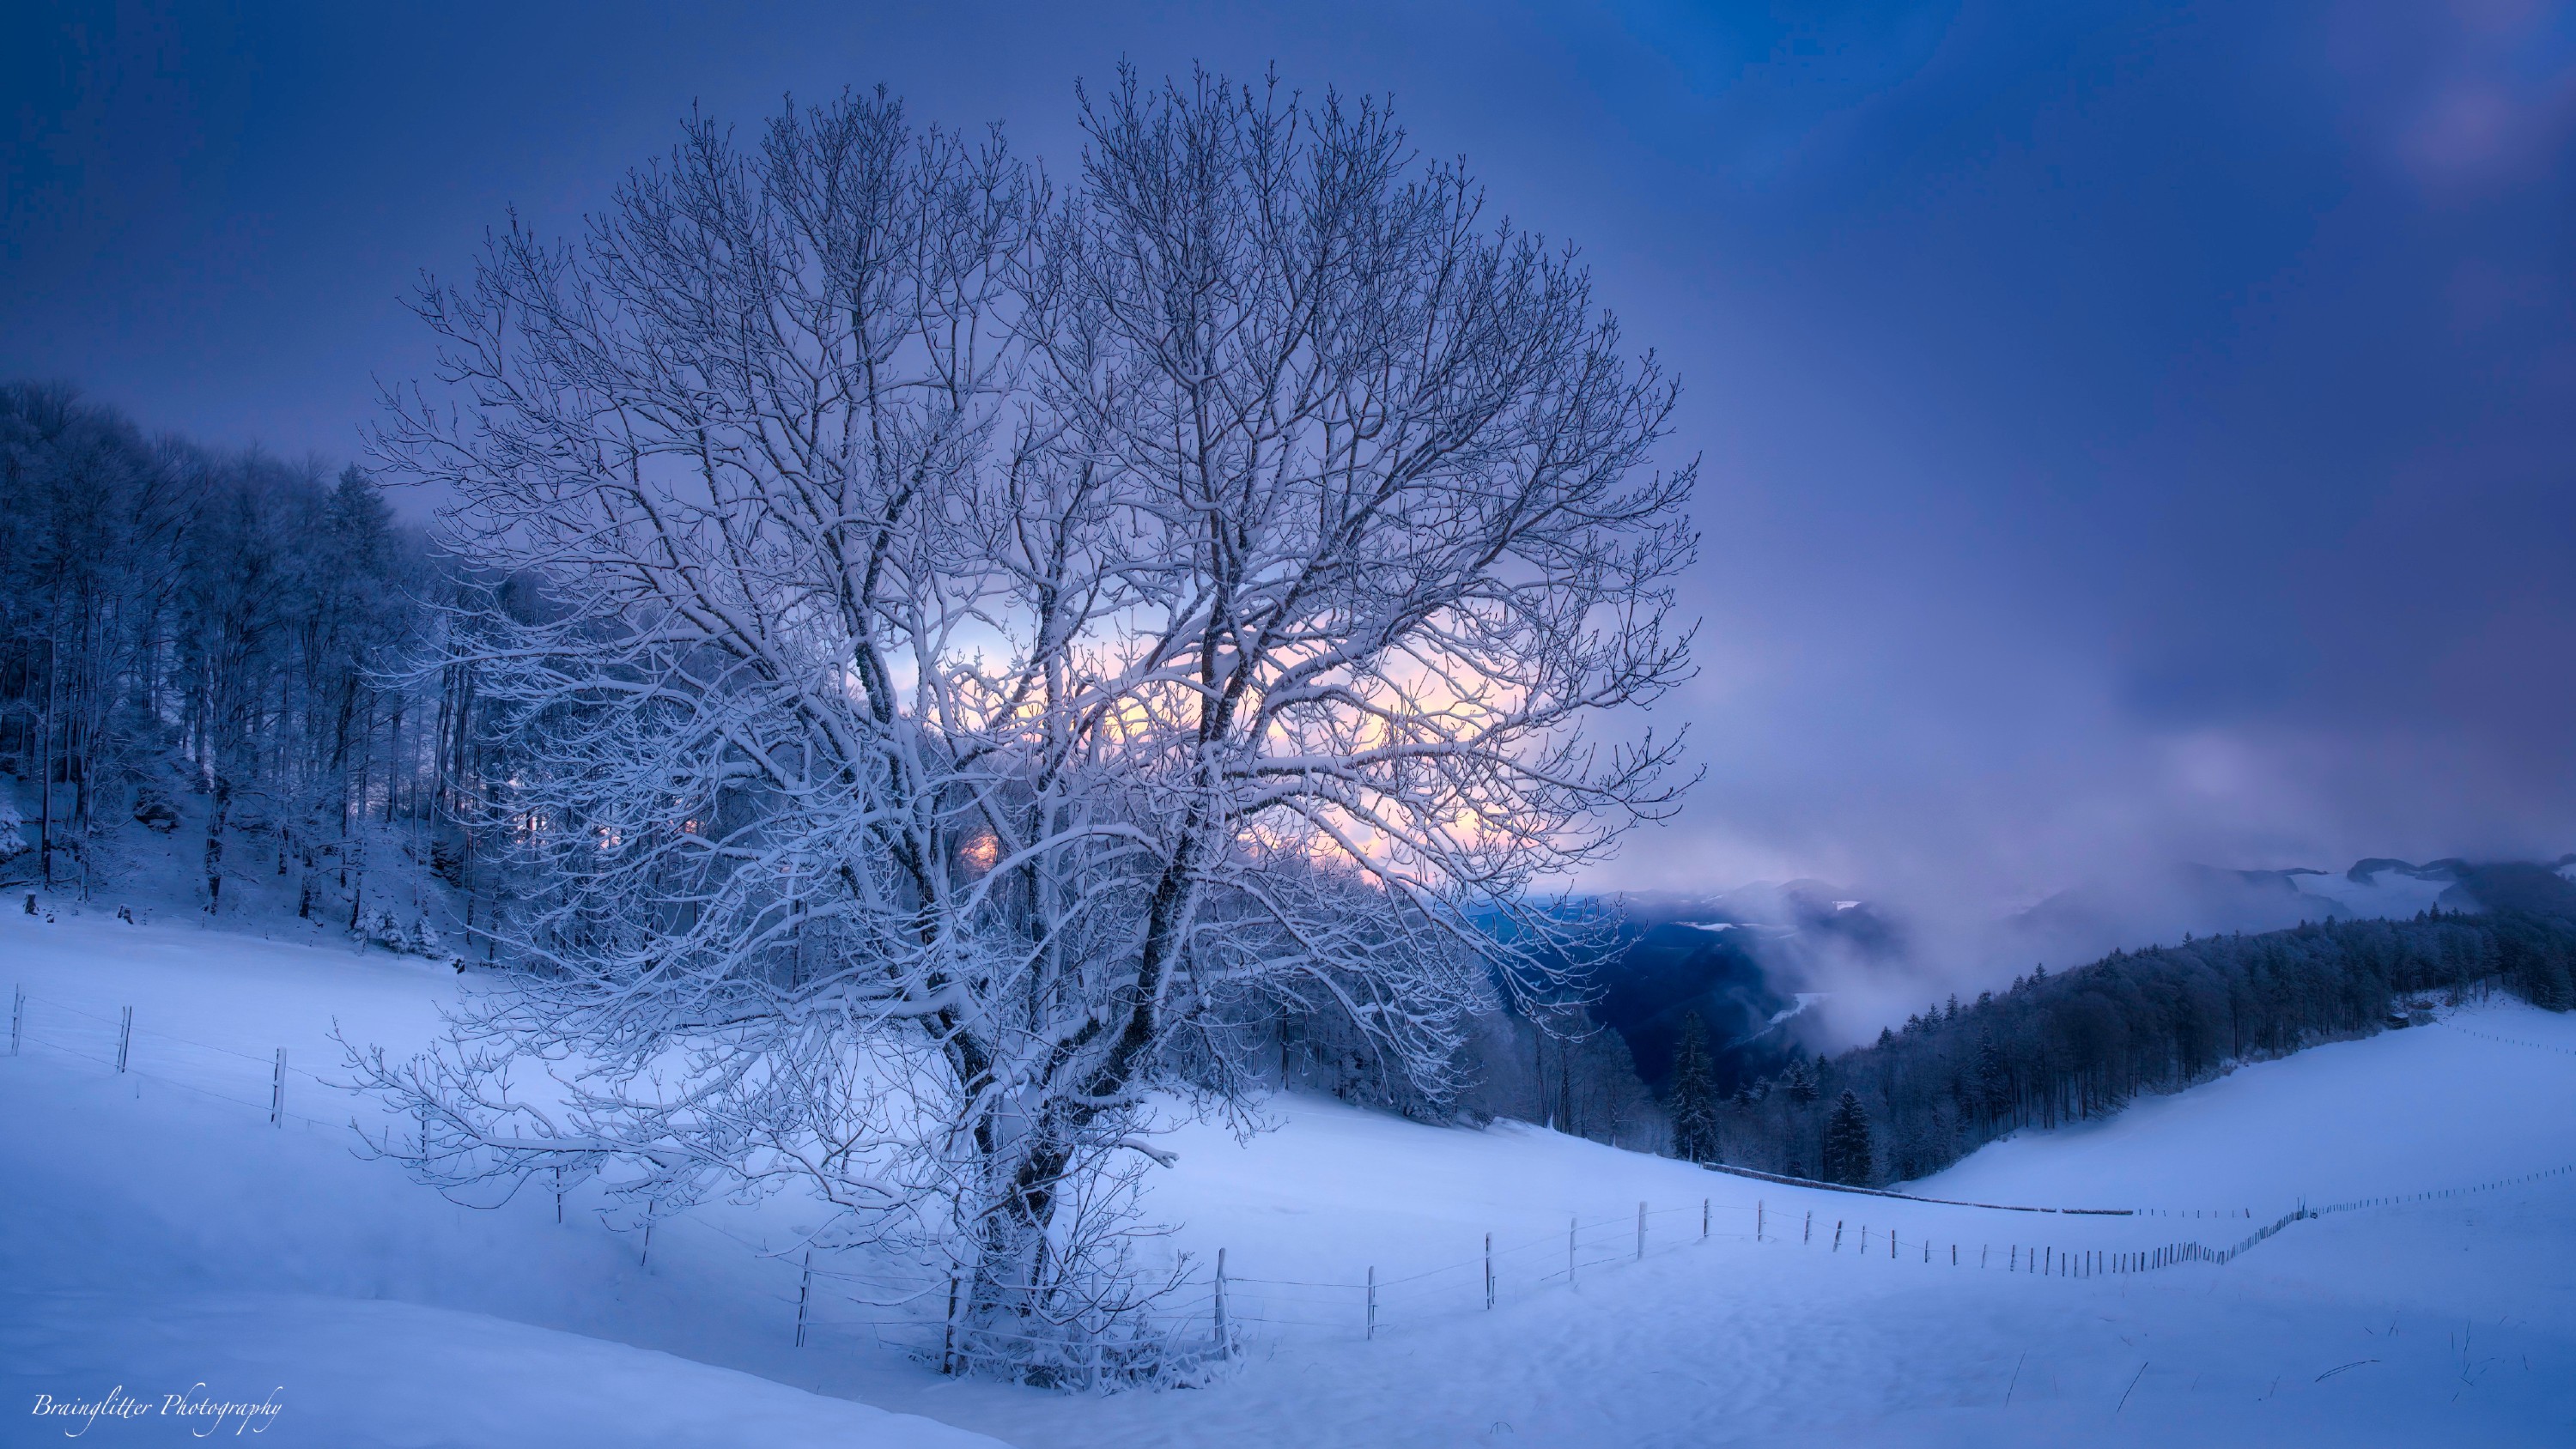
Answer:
xmin=5 ymin=905 xmax=2573 ymax=1446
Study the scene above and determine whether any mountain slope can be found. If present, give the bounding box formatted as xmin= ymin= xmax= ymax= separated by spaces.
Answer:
xmin=9 ymin=907 xmax=2576 ymax=1446
xmin=1701 ymin=903 xmax=2576 ymax=1186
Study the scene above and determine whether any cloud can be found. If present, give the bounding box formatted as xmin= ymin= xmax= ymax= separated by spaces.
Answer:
xmin=2323 ymin=0 xmax=2576 ymax=189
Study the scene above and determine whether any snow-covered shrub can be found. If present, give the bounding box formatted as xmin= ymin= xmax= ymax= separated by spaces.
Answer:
xmin=358 ymin=906 xmax=446 ymax=958
xmin=0 ymin=797 xmax=27 ymax=886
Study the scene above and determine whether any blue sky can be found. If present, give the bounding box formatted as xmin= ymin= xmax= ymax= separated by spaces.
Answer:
xmin=8 ymin=0 xmax=2573 ymax=907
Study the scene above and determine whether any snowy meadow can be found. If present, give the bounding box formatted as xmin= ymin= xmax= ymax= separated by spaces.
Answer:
xmin=6 ymin=905 xmax=2575 ymax=1446
xmin=8 ymin=42 xmax=2576 ymax=1449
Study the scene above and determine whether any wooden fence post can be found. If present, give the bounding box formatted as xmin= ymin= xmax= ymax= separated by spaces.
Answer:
xmin=1484 ymin=1234 xmax=1494 ymax=1310
xmin=1702 ymin=1197 xmax=1710 ymax=1240
xmin=1365 ymin=1265 xmax=1377 ymax=1341
xmin=1216 ymin=1246 xmax=1231 ymax=1356
xmin=1637 ymin=1202 xmax=1646 ymax=1261
xmin=9 ymin=985 xmax=21 ymax=1056
xmin=270 ymin=1048 xmax=285 ymax=1126
xmin=116 ymin=1005 xmax=131 ymax=1072
xmin=1568 ymin=1216 xmax=1577 ymax=1286
xmin=795 ymin=1250 xmax=812 ymax=1348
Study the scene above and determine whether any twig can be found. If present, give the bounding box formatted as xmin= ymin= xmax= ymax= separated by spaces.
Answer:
xmin=2117 ymin=1361 xmax=2148 ymax=1414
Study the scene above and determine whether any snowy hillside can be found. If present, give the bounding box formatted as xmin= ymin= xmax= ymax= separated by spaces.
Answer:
xmin=0 ymin=908 xmax=1007 ymax=1448
xmin=6 ymin=907 xmax=2573 ymax=1446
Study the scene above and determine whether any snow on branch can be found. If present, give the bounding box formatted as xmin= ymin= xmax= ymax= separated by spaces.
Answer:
xmin=361 ymin=68 xmax=1695 ymax=1386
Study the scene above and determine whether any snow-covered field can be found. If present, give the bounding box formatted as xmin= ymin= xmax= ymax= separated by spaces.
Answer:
xmin=5 ymin=905 xmax=2573 ymax=1446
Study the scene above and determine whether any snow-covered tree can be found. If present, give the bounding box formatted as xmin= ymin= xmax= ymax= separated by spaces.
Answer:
xmin=361 ymin=70 xmax=1695 ymax=1381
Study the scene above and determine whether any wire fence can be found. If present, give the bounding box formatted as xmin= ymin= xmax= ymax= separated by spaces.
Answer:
xmin=2307 ymin=1162 xmax=2576 ymax=1217
xmin=10 ymin=978 xmax=2574 ymax=1369
xmin=2437 ymin=1019 xmax=2576 ymax=1058
xmin=7 ymin=983 xmax=356 ymax=1132
xmin=664 ymin=1159 xmax=2576 ymax=1369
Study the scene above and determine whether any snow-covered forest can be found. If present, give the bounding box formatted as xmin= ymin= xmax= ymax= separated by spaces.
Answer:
xmin=0 ymin=382 xmax=461 ymax=945
xmin=1686 ymin=899 xmax=2576 ymax=1185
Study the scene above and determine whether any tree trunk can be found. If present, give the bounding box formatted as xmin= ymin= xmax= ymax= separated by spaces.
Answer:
xmin=204 ymin=767 xmax=231 ymax=913
xmin=38 ymin=625 xmax=57 ymax=888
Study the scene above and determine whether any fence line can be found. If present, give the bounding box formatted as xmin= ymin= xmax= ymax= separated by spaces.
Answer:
xmin=2437 ymin=1020 xmax=2576 ymax=1057
xmin=780 ymin=1181 xmax=2451 ymax=1360
xmin=12 ymin=979 xmax=2573 ymax=1367
xmin=1695 ymin=1160 xmax=2140 ymax=1215
xmin=7 ymin=986 xmax=354 ymax=1133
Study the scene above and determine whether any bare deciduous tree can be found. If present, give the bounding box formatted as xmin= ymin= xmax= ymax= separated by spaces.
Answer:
xmin=361 ymin=70 xmax=1694 ymax=1382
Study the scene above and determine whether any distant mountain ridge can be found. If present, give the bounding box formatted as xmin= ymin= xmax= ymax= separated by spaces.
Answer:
xmin=1532 ymin=884 xmax=1908 ymax=1094
xmin=2002 ymin=855 xmax=2576 ymax=970
xmin=1701 ymin=886 xmax=2576 ymax=1188
xmin=1565 ymin=852 xmax=2573 ymax=1098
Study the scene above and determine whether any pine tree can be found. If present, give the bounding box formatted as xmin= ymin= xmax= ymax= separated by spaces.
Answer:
xmin=1667 ymin=1012 xmax=1720 ymax=1163
xmin=1822 ymin=1089 xmax=1874 ymax=1185
xmin=1975 ymin=1031 xmax=2012 ymax=1124
xmin=1783 ymin=1056 xmax=1820 ymax=1106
